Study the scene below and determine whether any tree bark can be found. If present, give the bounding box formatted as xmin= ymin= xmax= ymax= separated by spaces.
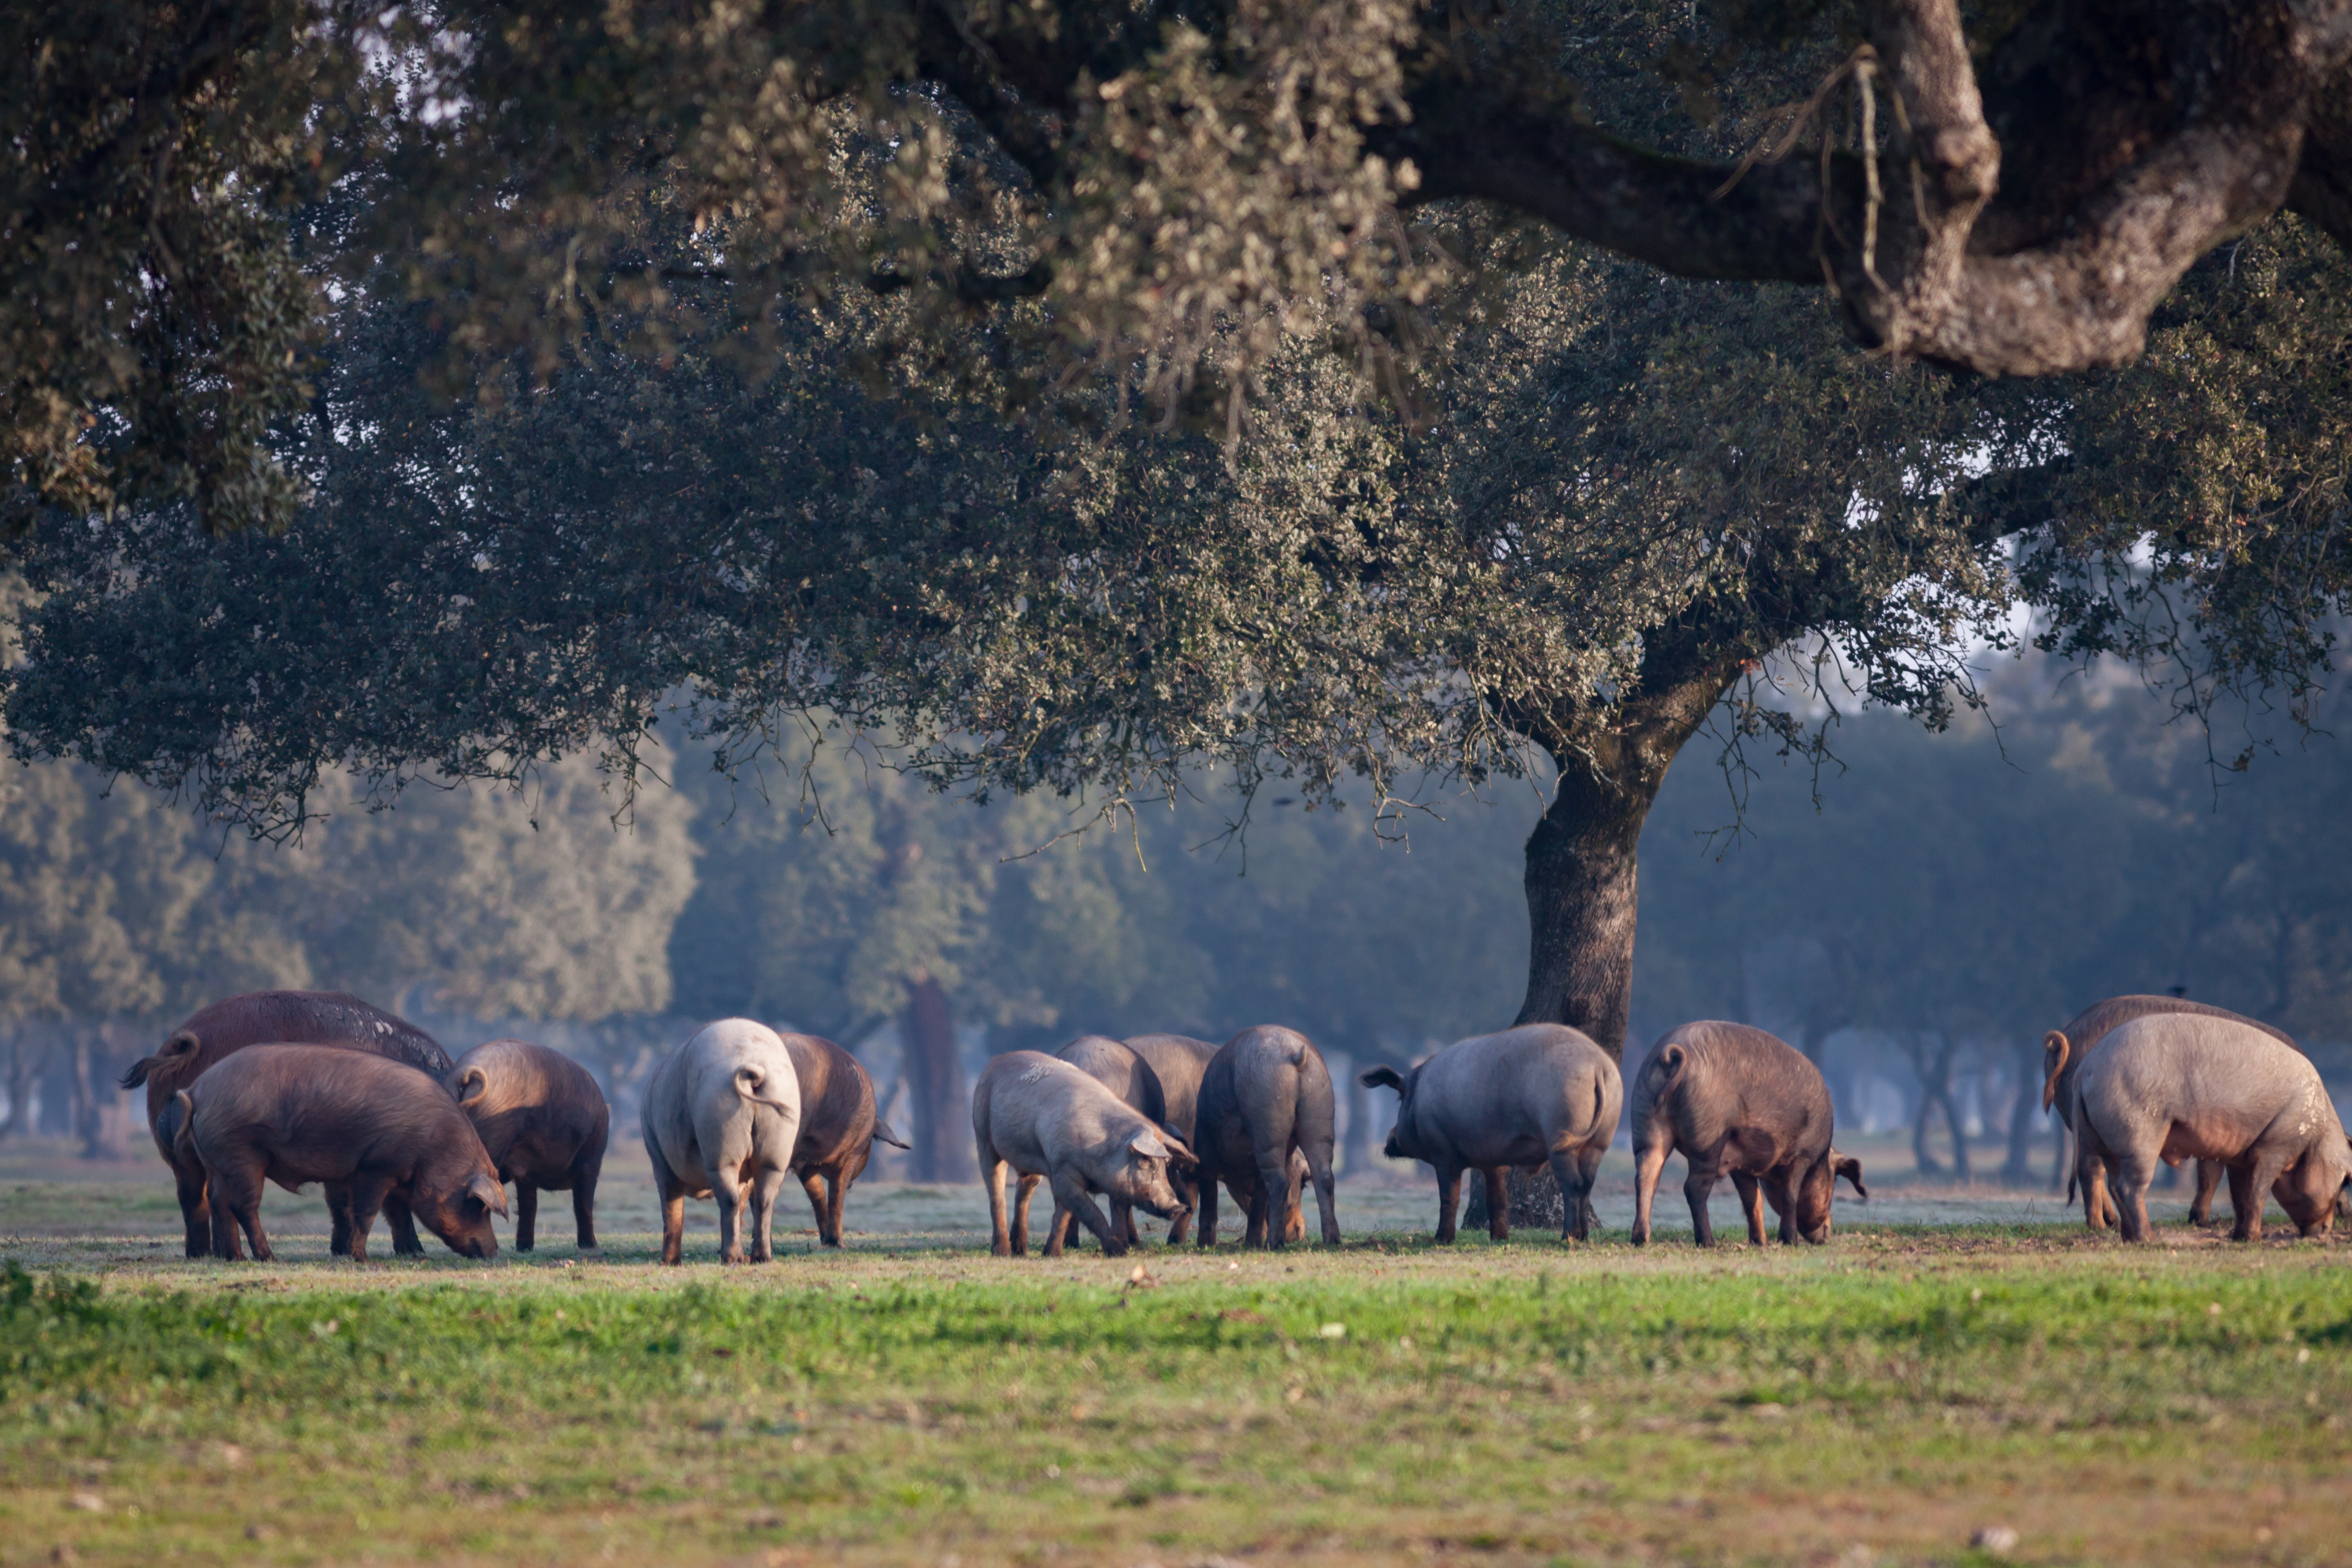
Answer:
xmin=2001 ymin=1041 xmax=2044 ymax=1185
xmin=1471 ymin=657 xmax=1745 ymax=1232
xmin=900 ymin=975 xmax=974 ymax=1183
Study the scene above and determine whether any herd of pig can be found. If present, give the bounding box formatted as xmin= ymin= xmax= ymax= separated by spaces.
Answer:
xmin=120 ymin=987 xmax=2351 ymax=1263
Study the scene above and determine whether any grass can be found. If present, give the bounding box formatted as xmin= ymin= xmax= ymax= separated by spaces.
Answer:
xmin=5 ymin=1217 xmax=2351 ymax=1568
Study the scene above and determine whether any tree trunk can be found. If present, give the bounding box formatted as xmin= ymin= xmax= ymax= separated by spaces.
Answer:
xmin=1342 ymin=1054 xmax=1376 ymax=1177
xmin=900 ymin=975 xmax=973 ymax=1183
xmin=2001 ymin=1041 xmax=2043 ymax=1185
xmin=1471 ymin=659 xmax=1741 ymax=1233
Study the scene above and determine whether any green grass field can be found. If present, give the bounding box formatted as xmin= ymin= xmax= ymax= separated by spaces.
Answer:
xmin=5 ymin=1138 xmax=2350 ymax=1568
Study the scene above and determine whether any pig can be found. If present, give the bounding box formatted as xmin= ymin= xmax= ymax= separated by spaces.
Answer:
xmin=171 ymin=1045 xmax=505 ymax=1262
xmin=2041 ymin=995 xmax=2298 ymax=1230
xmin=1124 ymin=1032 xmax=1274 ymax=1244
xmin=778 ymin=1030 xmax=909 ymax=1247
xmin=971 ymin=1051 xmax=1198 ymax=1258
xmin=447 ymin=1039 xmax=610 ymax=1252
xmin=1054 ymin=1035 xmax=1180 ymax=1247
xmin=1360 ymin=1024 xmax=1623 ymax=1244
xmin=1192 ymin=1025 xmax=1341 ymax=1248
xmin=1628 ymin=1021 xmax=1868 ymax=1248
xmin=2075 ymin=1014 xmax=2352 ymax=1243
xmin=121 ymin=990 xmax=453 ymax=1258
xmin=641 ymin=1019 xmax=804 ymax=1265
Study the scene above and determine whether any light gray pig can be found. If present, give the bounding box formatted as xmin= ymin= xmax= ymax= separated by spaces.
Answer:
xmin=1054 ymin=1035 xmax=1176 ymax=1248
xmin=971 ymin=1051 xmax=1197 ymax=1257
xmin=641 ymin=1018 xmax=804 ymax=1265
xmin=2041 ymin=995 xmax=2297 ymax=1230
xmin=2075 ymin=1014 xmax=2352 ymax=1243
xmin=1629 ymin=1021 xmax=1867 ymax=1247
xmin=1361 ymin=1024 xmax=1621 ymax=1244
xmin=1193 ymin=1026 xmax=1340 ymax=1248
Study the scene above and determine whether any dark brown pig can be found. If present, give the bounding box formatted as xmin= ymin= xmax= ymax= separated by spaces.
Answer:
xmin=1629 ymin=1021 xmax=1867 ymax=1247
xmin=1122 ymin=1033 xmax=1234 ymax=1244
xmin=1054 ymin=1035 xmax=1178 ymax=1247
xmin=447 ymin=1040 xmax=610 ymax=1251
xmin=779 ymin=1031 xmax=909 ymax=1246
xmin=174 ymin=1045 xmax=506 ymax=1262
xmin=2041 ymin=995 xmax=2297 ymax=1230
xmin=121 ymin=991 xmax=453 ymax=1258
xmin=1193 ymin=1026 xmax=1340 ymax=1248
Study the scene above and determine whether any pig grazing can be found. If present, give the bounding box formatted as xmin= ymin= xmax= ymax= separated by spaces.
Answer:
xmin=1122 ymin=1033 xmax=1236 ymax=1244
xmin=972 ymin=1051 xmax=1197 ymax=1257
xmin=448 ymin=1040 xmax=610 ymax=1252
xmin=2042 ymin=995 xmax=2297 ymax=1230
xmin=173 ymin=1045 xmax=505 ymax=1262
xmin=1629 ymin=1021 xmax=1867 ymax=1247
xmin=2076 ymin=1014 xmax=2352 ymax=1243
xmin=1193 ymin=1026 xmax=1341 ymax=1249
xmin=121 ymin=990 xmax=452 ymax=1258
xmin=779 ymin=1031 xmax=909 ymax=1247
xmin=1361 ymin=1024 xmax=1622 ymax=1244
xmin=641 ymin=1019 xmax=804 ymax=1265
xmin=1054 ymin=1035 xmax=1178 ymax=1247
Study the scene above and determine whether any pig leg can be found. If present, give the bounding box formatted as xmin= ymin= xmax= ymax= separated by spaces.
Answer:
xmin=1110 ymin=1198 xmax=1137 ymax=1250
xmin=824 ymin=1168 xmax=850 ymax=1247
xmin=1483 ymin=1168 xmax=1511 ymax=1243
xmin=173 ymin=1158 xmax=213 ymax=1259
xmin=515 ymin=1183 xmax=538 ymax=1253
xmin=1050 ymin=1172 xmax=1123 ymax=1257
xmin=1573 ymin=1143 xmax=1605 ymax=1241
xmin=1546 ymin=1149 xmax=1593 ymax=1242
xmin=1304 ymin=1144 xmax=1340 ymax=1247
xmin=1683 ymin=1151 xmax=1724 ymax=1248
xmin=983 ymin=1157 xmax=1013 ymax=1257
xmin=571 ymin=1147 xmax=602 ymax=1251
xmin=2189 ymin=1159 xmax=2224 ymax=1227
xmin=1730 ymin=1172 xmax=1769 ymax=1246
xmin=2232 ymin=1148 xmax=2293 ymax=1243
xmin=326 ymin=1183 xmax=357 ymax=1257
xmin=748 ymin=1165 xmax=789 ymax=1262
xmin=1165 ymin=1172 xmax=1197 ymax=1247
xmin=1763 ymin=1169 xmax=1799 ymax=1245
xmin=208 ymin=1156 xmax=271 ymax=1263
xmin=1630 ymin=1140 xmax=1670 ymax=1246
xmin=2111 ymin=1149 xmax=2158 ymax=1243
xmin=798 ymin=1168 xmax=830 ymax=1239
xmin=343 ymin=1174 xmax=395 ymax=1263
xmin=648 ymin=1144 xmax=689 ymax=1266
xmin=1434 ymin=1164 xmax=1465 ymax=1244
xmin=1193 ymin=1165 xmax=1221 ymax=1249
xmin=1011 ymin=1173 xmax=1044 ymax=1256
xmin=713 ymin=1164 xmax=749 ymax=1265
xmin=383 ymin=1195 xmax=427 ymax=1257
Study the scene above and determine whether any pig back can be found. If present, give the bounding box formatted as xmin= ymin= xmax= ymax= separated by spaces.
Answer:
xmin=126 ymin=990 xmax=450 ymax=1135
xmin=1414 ymin=1024 xmax=1620 ymax=1159
xmin=448 ymin=1039 xmax=607 ymax=1170
xmin=2045 ymin=995 xmax=2295 ymax=1119
xmin=779 ymin=1032 xmax=876 ymax=1169
xmin=1055 ymin=1036 xmax=1169 ymax=1127
xmin=1632 ymin=1022 xmax=1831 ymax=1154
xmin=1123 ymin=1035 xmax=1218 ymax=1141
xmin=2079 ymin=1015 xmax=2335 ymax=1155
xmin=644 ymin=1019 xmax=802 ymax=1184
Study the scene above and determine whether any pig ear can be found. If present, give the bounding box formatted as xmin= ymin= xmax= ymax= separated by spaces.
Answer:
xmin=454 ymin=1066 xmax=489 ymax=1107
xmin=1129 ymin=1131 xmax=1170 ymax=1161
xmin=1156 ymin=1129 xmax=1200 ymax=1172
xmin=466 ymin=1172 xmax=509 ymax=1217
xmin=1360 ymin=1065 xmax=1404 ymax=1093
xmin=1831 ymin=1152 xmax=1867 ymax=1199
xmin=2040 ymin=1030 xmax=2071 ymax=1112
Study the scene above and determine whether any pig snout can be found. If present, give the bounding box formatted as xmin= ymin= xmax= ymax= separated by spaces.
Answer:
xmin=1121 ymin=1158 xmax=1186 ymax=1219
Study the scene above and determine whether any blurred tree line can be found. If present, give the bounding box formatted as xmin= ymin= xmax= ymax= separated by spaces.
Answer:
xmin=1 ymin=654 xmax=2344 ymax=1182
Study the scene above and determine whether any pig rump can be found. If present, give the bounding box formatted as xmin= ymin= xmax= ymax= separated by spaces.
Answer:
xmin=448 ymin=1039 xmax=611 ymax=1252
xmin=1192 ymin=1026 xmax=1341 ymax=1249
xmin=121 ymin=991 xmax=451 ymax=1259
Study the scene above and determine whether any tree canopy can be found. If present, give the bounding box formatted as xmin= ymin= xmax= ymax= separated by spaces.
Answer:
xmin=9 ymin=0 xmax=2351 ymax=533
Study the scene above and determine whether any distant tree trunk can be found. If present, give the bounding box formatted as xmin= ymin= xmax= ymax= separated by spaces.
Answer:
xmin=1473 ymin=657 xmax=1744 ymax=1232
xmin=900 ymin=974 xmax=973 ymax=1183
xmin=1907 ymin=1034 xmax=1971 ymax=1183
xmin=1342 ymin=1054 xmax=1376 ymax=1177
xmin=2001 ymin=1041 xmax=2043 ymax=1185
xmin=0 ymin=1033 xmax=38 ymax=1138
